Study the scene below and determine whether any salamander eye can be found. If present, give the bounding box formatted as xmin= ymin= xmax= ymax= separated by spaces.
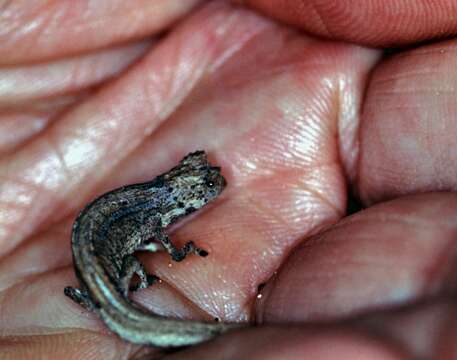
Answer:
xmin=206 ymin=179 xmax=215 ymax=188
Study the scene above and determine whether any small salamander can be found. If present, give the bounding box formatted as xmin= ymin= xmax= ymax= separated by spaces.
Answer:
xmin=64 ymin=151 xmax=238 ymax=347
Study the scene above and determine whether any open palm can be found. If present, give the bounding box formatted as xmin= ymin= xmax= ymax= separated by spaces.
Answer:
xmin=1 ymin=1 xmax=456 ymax=359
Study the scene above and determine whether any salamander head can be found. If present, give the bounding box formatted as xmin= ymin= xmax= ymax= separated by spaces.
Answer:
xmin=159 ymin=151 xmax=226 ymax=225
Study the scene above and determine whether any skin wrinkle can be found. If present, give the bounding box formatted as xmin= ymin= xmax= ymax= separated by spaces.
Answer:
xmin=0 ymin=175 xmax=38 ymax=246
xmin=2 ymin=269 xmax=100 ymax=333
xmin=243 ymin=165 xmax=341 ymax=237
xmin=421 ymin=235 xmax=457 ymax=296
xmin=0 ymin=4 xmax=29 ymax=39
xmin=41 ymin=2 xmax=65 ymax=39
xmin=371 ymin=89 xmax=451 ymax=97
xmin=4 ymin=93 xmax=89 ymax=112
xmin=1 ymin=261 xmax=67 ymax=305
xmin=131 ymin=275 xmax=212 ymax=321
xmin=187 ymin=5 xmax=277 ymax=88
xmin=288 ymin=161 xmax=345 ymax=214
xmin=91 ymin=105 xmax=138 ymax=166
xmin=374 ymin=65 xmax=451 ymax=88
xmin=0 ymin=0 xmax=14 ymax=13
xmin=297 ymin=174 xmax=343 ymax=217
xmin=333 ymin=73 xmax=352 ymax=180
xmin=0 ymin=1 xmax=204 ymax=65
xmin=309 ymin=0 xmax=332 ymax=37
xmin=147 ymin=261 xmax=223 ymax=319
xmin=396 ymin=44 xmax=457 ymax=58
xmin=204 ymin=20 xmax=257 ymax=67
xmin=314 ymin=235 xmax=409 ymax=271
xmin=203 ymin=9 xmax=244 ymax=71
xmin=136 ymin=8 xmax=232 ymax=127
xmin=351 ymin=72 xmax=373 ymax=192
xmin=0 ymin=333 xmax=128 ymax=358
xmin=205 ymin=13 xmax=272 ymax=75
xmin=209 ymin=31 xmax=298 ymax=82
xmin=286 ymin=219 xmax=422 ymax=271
xmin=335 ymin=206 xmax=455 ymax=232
xmin=373 ymin=69 xmax=443 ymax=87
xmin=244 ymin=192 xmax=291 ymax=231
xmin=150 ymin=50 xmax=205 ymax=124
xmin=0 ymin=113 xmax=51 ymax=154
xmin=0 ymin=248 xmax=67 ymax=294
xmin=0 ymin=272 xmax=47 ymax=329
xmin=376 ymin=103 xmax=428 ymax=111
xmin=25 ymin=4 xmax=49 ymax=48
xmin=427 ymin=134 xmax=441 ymax=192
xmin=150 ymin=42 xmax=181 ymax=122
xmin=43 ymin=130 xmax=73 ymax=194
xmin=0 ymin=143 xmax=68 ymax=255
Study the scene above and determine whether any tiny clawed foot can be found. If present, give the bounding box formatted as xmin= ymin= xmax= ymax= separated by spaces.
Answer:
xmin=147 ymin=274 xmax=160 ymax=285
xmin=171 ymin=241 xmax=209 ymax=261
xmin=129 ymin=274 xmax=160 ymax=292
xmin=185 ymin=240 xmax=209 ymax=257
xmin=195 ymin=247 xmax=209 ymax=257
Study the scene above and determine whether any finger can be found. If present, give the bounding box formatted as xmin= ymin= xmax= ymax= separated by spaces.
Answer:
xmin=236 ymin=0 xmax=457 ymax=46
xmin=0 ymin=328 xmax=139 ymax=359
xmin=0 ymin=219 xmax=72 ymax=292
xmin=358 ymin=40 xmax=457 ymax=204
xmin=256 ymin=193 xmax=457 ymax=323
xmin=176 ymin=296 xmax=457 ymax=359
xmin=0 ymin=41 xmax=151 ymax=107
xmin=353 ymin=296 xmax=457 ymax=359
xmin=0 ymin=326 xmax=407 ymax=360
xmin=0 ymin=0 xmax=203 ymax=65
xmin=0 ymin=40 xmax=151 ymax=159
xmin=0 ymin=111 xmax=57 ymax=156
xmin=0 ymin=93 xmax=91 ymax=157
xmin=170 ymin=327 xmax=406 ymax=360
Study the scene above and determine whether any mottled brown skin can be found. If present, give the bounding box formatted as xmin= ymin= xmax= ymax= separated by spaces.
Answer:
xmin=64 ymin=151 xmax=239 ymax=347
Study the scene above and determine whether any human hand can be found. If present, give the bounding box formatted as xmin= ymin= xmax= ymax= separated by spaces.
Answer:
xmin=0 ymin=1 xmax=456 ymax=359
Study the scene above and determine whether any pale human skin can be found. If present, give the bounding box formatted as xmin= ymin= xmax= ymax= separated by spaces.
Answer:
xmin=0 ymin=1 xmax=456 ymax=359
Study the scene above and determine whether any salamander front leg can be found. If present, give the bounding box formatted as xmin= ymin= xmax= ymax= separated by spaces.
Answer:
xmin=154 ymin=227 xmax=208 ymax=262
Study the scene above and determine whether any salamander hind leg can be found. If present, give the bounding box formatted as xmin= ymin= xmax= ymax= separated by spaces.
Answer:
xmin=64 ymin=286 xmax=97 ymax=311
xmin=119 ymin=255 xmax=159 ymax=296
